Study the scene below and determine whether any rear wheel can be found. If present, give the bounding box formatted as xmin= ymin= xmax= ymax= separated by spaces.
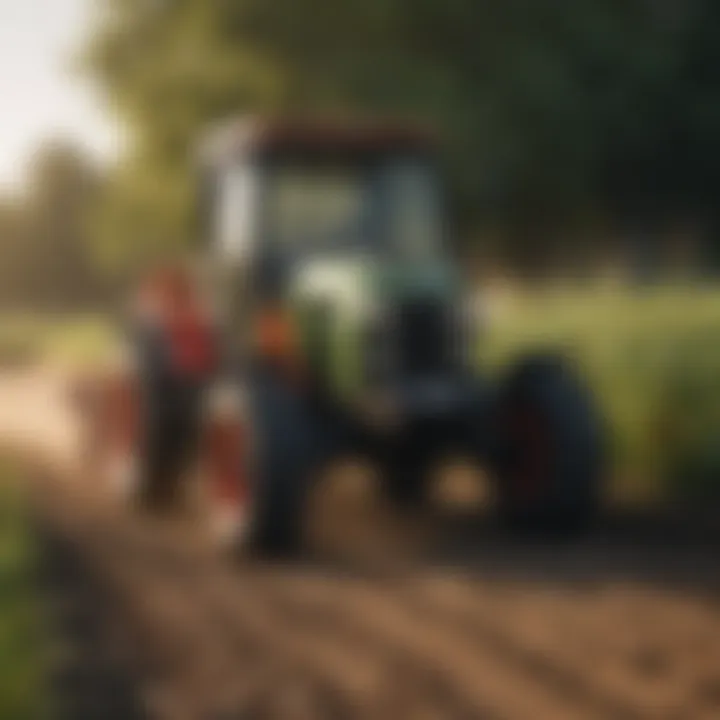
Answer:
xmin=491 ymin=354 xmax=603 ymax=537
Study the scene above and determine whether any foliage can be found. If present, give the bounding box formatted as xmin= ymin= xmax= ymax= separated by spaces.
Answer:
xmin=79 ymin=0 xmax=720 ymax=268
xmin=0 ymin=461 xmax=43 ymax=720
xmin=0 ymin=315 xmax=115 ymax=371
xmin=655 ymin=328 xmax=720 ymax=503
xmin=0 ymin=141 xmax=107 ymax=311
xmin=479 ymin=285 xmax=720 ymax=503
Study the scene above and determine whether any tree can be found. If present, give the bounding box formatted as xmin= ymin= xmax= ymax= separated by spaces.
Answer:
xmin=0 ymin=140 xmax=105 ymax=310
xmin=81 ymin=0 xmax=720 ymax=268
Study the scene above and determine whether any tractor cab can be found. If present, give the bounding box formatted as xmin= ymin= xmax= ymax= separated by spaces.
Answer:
xmin=199 ymin=118 xmax=465 ymax=403
xmin=200 ymin=118 xmax=443 ymax=264
xmin=199 ymin=119 xmax=449 ymax=299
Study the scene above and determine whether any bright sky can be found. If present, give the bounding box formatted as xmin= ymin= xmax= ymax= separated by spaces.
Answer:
xmin=0 ymin=0 xmax=116 ymax=189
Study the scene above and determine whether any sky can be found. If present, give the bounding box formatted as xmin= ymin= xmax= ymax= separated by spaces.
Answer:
xmin=0 ymin=0 xmax=116 ymax=189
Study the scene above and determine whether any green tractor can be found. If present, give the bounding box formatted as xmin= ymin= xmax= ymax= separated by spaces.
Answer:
xmin=190 ymin=117 xmax=604 ymax=556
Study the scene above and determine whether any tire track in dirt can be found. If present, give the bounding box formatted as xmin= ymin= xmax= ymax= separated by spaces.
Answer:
xmin=34 ymin=454 xmax=720 ymax=720
xmin=257 ymin=570 xmax=614 ymax=720
xmin=41 ymin=477 xmax=473 ymax=718
xmin=15 ymin=369 xmax=720 ymax=720
xmin=41 ymin=467 xmax=589 ymax=719
xmin=394 ymin=557 xmax=720 ymax=720
xmin=396 ymin=576 xmax=690 ymax=719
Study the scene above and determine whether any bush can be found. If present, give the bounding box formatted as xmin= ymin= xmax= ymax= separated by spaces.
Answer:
xmin=0 ymin=321 xmax=45 ymax=370
xmin=655 ymin=328 xmax=720 ymax=503
xmin=0 ymin=315 xmax=115 ymax=370
xmin=0 ymin=460 xmax=43 ymax=720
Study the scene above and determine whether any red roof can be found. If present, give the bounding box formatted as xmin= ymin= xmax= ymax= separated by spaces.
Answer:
xmin=199 ymin=116 xmax=436 ymax=163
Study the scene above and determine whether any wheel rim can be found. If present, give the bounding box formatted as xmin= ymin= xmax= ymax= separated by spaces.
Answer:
xmin=503 ymin=402 xmax=553 ymax=505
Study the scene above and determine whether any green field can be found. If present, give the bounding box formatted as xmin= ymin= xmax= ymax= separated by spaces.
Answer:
xmin=0 ymin=461 xmax=43 ymax=720
xmin=480 ymin=284 xmax=720 ymax=504
xmin=0 ymin=315 xmax=114 ymax=371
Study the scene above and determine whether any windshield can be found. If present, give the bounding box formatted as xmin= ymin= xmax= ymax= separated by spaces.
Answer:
xmin=263 ymin=159 xmax=441 ymax=257
xmin=381 ymin=161 xmax=443 ymax=260
xmin=265 ymin=166 xmax=367 ymax=251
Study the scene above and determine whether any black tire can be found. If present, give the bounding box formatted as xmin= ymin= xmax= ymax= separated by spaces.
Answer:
xmin=490 ymin=354 xmax=603 ymax=537
xmin=243 ymin=372 xmax=320 ymax=558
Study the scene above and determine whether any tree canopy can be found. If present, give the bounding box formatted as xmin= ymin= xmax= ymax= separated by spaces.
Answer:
xmin=0 ymin=141 xmax=104 ymax=310
xmin=82 ymin=0 xmax=720 ymax=269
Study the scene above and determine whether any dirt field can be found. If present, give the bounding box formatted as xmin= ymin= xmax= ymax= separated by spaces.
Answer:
xmin=4 ymin=370 xmax=720 ymax=720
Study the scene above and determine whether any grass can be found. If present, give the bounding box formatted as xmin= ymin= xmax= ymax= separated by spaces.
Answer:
xmin=0 ymin=459 xmax=43 ymax=720
xmin=479 ymin=284 xmax=720 ymax=504
xmin=0 ymin=315 xmax=115 ymax=371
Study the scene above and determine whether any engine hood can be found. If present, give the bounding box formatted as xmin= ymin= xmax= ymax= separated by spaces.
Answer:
xmin=291 ymin=254 xmax=459 ymax=312
xmin=289 ymin=254 xmax=463 ymax=404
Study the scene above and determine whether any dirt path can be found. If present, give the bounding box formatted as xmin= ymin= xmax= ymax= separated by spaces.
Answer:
xmin=5 ymin=369 xmax=720 ymax=720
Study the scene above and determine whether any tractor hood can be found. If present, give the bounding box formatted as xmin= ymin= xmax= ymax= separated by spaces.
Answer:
xmin=291 ymin=254 xmax=459 ymax=313
xmin=289 ymin=254 xmax=462 ymax=403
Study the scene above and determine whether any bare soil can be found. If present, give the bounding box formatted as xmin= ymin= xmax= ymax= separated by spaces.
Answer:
xmin=5 ymin=370 xmax=720 ymax=720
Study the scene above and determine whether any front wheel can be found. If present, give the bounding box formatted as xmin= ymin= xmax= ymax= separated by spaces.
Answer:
xmin=201 ymin=374 xmax=319 ymax=558
xmin=490 ymin=354 xmax=604 ymax=537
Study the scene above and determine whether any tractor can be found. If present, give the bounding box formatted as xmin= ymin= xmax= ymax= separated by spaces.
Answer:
xmin=87 ymin=117 xmax=604 ymax=556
